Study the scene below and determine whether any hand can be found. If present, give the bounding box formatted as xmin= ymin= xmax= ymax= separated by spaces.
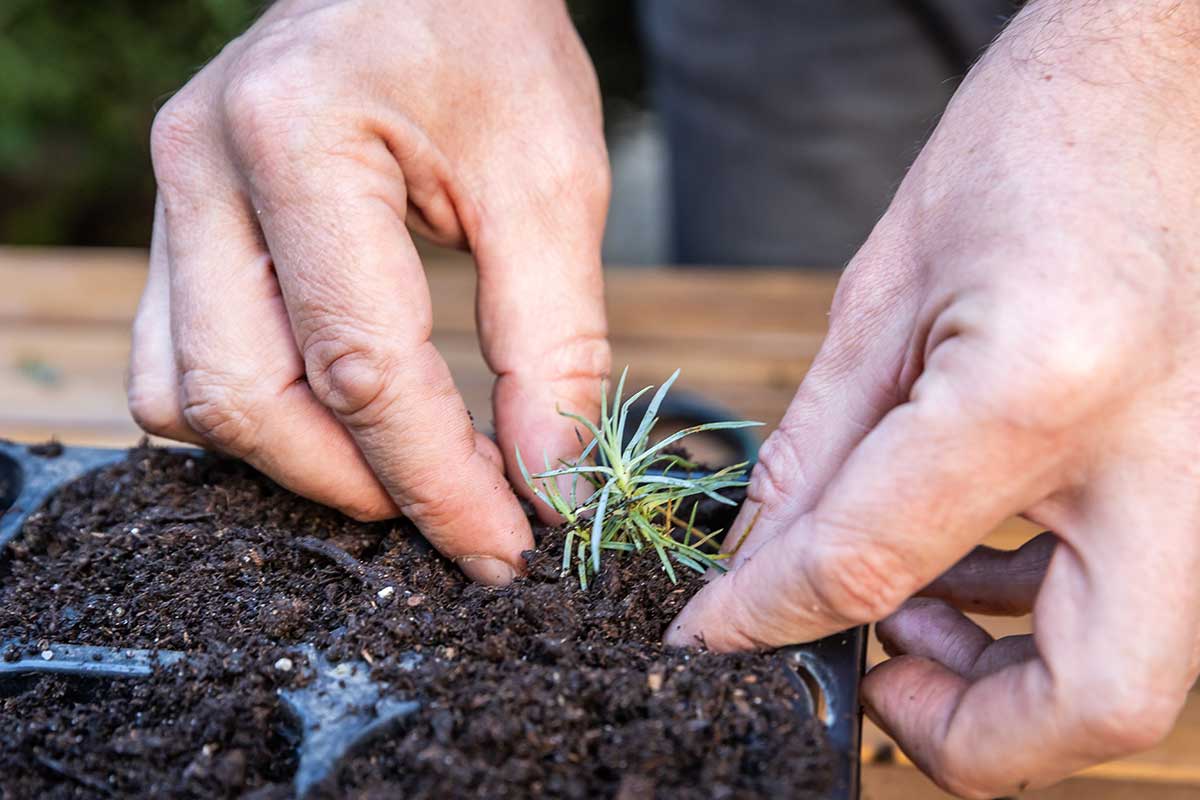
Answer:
xmin=667 ymin=1 xmax=1200 ymax=795
xmin=126 ymin=0 xmax=611 ymax=584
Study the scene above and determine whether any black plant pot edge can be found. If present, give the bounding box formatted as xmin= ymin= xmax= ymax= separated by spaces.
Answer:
xmin=0 ymin=440 xmax=865 ymax=799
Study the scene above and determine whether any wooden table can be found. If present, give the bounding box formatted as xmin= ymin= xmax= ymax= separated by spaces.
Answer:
xmin=2 ymin=246 xmax=1197 ymax=798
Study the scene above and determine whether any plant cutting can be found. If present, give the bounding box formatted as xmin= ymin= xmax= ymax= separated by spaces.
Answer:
xmin=517 ymin=368 xmax=762 ymax=589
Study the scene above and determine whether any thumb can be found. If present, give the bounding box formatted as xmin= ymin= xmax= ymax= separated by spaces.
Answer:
xmin=667 ymin=337 xmax=1065 ymax=651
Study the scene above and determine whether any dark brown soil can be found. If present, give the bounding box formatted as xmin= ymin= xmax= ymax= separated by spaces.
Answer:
xmin=0 ymin=447 xmax=832 ymax=799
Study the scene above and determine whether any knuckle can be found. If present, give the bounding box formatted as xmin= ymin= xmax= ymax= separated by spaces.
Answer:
xmin=179 ymin=369 xmax=259 ymax=456
xmin=1023 ymin=322 xmax=1116 ymax=394
xmin=127 ymin=377 xmax=179 ymax=436
xmin=514 ymin=331 xmax=611 ymax=389
xmin=301 ymin=328 xmax=398 ymax=424
xmin=149 ymin=93 xmax=208 ymax=188
xmin=984 ymin=312 xmax=1130 ymax=430
xmin=221 ymin=52 xmax=318 ymax=162
xmin=552 ymin=331 xmax=611 ymax=383
xmin=805 ymin=531 xmax=916 ymax=625
xmin=748 ymin=430 xmax=808 ymax=511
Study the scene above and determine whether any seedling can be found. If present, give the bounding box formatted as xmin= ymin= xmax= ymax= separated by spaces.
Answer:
xmin=517 ymin=368 xmax=762 ymax=588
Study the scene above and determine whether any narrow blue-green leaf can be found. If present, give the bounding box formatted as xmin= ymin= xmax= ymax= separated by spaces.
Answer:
xmin=577 ymin=540 xmax=589 ymax=589
xmin=622 ymin=368 xmax=681 ymax=461
xmin=653 ymin=539 xmax=678 ymax=584
xmin=530 ymin=464 xmax=614 ymax=480
xmin=576 ymin=434 xmax=600 ymax=463
xmin=606 ymin=366 xmax=628 ymax=443
xmin=572 ymin=484 xmax=605 ymax=513
xmin=515 ymin=443 xmax=534 ymax=485
xmin=630 ymin=513 xmax=670 ymax=551
xmin=557 ymin=407 xmax=605 ymax=444
xmin=707 ymin=557 xmax=731 ymax=573
xmin=599 ymin=376 xmax=609 ymax=439
xmin=630 ymin=475 xmax=738 ymax=506
xmin=514 ymin=444 xmax=557 ymax=511
xmin=559 ymin=409 xmax=623 ymax=473
xmin=591 ymin=481 xmax=613 ymax=574
xmin=647 ymin=453 xmax=701 ymax=476
xmin=531 ymin=450 xmax=576 ymax=519
xmin=562 ymin=528 xmax=575 ymax=575
xmin=630 ymin=420 xmax=765 ymax=467
xmin=554 ymin=494 xmax=576 ymax=520
xmin=570 ymin=435 xmax=602 ymax=508
xmin=615 ymin=383 xmax=653 ymax=455
xmin=671 ymin=550 xmax=707 ymax=575
xmin=683 ymin=526 xmax=726 ymax=553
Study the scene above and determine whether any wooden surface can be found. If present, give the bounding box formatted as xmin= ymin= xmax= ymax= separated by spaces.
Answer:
xmin=1 ymin=246 xmax=1197 ymax=798
xmin=0 ymin=246 xmax=820 ymax=446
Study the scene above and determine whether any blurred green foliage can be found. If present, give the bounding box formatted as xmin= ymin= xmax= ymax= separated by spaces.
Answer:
xmin=0 ymin=0 xmax=641 ymax=246
xmin=0 ymin=0 xmax=263 ymax=245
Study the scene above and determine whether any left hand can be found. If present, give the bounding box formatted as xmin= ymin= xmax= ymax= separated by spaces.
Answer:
xmin=125 ymin=0 xmax=611 ymax=583
xmin=666 ymin=1 xmax=1200 ymax=796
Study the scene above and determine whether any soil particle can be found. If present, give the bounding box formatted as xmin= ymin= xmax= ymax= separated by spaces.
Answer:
xmin=0 ymin=447 xmax=832 ymax=798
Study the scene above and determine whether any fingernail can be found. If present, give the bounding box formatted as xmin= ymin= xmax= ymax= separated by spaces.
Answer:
xmin=455 ymin=555 xmax=517 ymax=587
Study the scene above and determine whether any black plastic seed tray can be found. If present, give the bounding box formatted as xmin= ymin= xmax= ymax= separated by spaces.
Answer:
xmin=0 ymin=440 xmax=865 ymax=798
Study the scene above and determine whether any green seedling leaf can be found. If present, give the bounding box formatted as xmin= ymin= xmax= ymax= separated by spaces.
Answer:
xmin=630 ymin=420 xmax=765 ymax=468
xmin=622 ymin=368 xmax=680 ymax=461
xmin=591 ymin=481 xmax=613 ymax=574
xmin=519 ymin=368 xmax=757 ymax=588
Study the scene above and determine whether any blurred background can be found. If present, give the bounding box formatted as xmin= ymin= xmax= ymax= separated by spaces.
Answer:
xmin=0 ymin=0 xmax=261 ymax=247
xmin=0 ymin=0 xmax=1014 ymax=267
xmin=0 ymin=0 xmax=650 ymax=252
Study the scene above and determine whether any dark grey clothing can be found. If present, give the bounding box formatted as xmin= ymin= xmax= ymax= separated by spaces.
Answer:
xmin=639 ymin=1 xmax=1015 ymax=267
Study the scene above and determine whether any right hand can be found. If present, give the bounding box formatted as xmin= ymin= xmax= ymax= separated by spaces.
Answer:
xmin=666 ymin=0 xmax=1200 ymax=793
xmin=127 ymin=0 xmax=611 ymax=584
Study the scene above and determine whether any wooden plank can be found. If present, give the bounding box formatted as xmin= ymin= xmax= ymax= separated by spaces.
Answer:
xmin=0 ymin=322 xmax=807 ymax=441
xmin=0 ymin=247 xmax=147 ymax=325
xmin=0 ymin=245 xmax=827 ymax=448
xmin=0 ymin=246 xmax=838 ymax=340
xmin=0 ymin=246 xmax=825 ymax=436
